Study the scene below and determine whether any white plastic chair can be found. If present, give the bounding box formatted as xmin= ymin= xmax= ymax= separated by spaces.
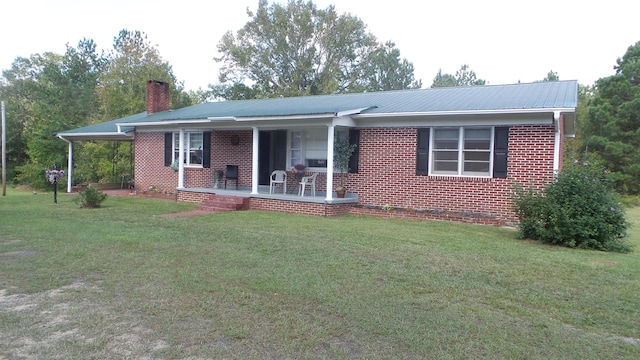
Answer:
xmin=269 ymin=170 xmax=287 ymax=194
xmin=298 ymin=172 xmax=318 ymax=197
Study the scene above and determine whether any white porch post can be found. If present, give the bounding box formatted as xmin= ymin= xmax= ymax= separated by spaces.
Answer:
xmin=251 ymin=127 xmax=259 ymax=194
xmin=57 ymin=135 xmax=73 ymax=193
xmin=66 ymin=141 xmax=73 ymax=193
xmin=178 ymin=129 xmax=185 ymax=188
xmin=325 ymin=125 xmax=335 ymax=200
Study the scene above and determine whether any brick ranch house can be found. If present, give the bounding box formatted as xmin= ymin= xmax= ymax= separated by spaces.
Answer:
xmin=56 ymin=80 xmax=578 ymax=225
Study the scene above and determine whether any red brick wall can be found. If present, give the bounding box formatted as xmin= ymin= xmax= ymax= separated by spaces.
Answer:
xmin=135 ymin=132 xmax=178 ymax=193
xmin=349 ymin=206 xmax=503 ymax=226
xmin=135 ymin=125 xmax=557 ymax=225
xmin=212 ymin=131 xmax=253 ymax=188
xmin=135 ymin=130 xmax=254 ymax=193
xmin=250 ymin=198 xmax=351 ymax=216
xmin=344 ymin=125 xmax=556 ymax=224
xmin=177 ymin=190 xmax=208 ymax=204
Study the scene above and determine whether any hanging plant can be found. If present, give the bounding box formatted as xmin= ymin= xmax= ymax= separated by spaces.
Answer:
xmin=45 ymin=169 xmax=65 ymax=184
xmin=333 ymin=137 xmax=357 ymax=192
xmin=171 ymin=160 xmax=179 ymax=172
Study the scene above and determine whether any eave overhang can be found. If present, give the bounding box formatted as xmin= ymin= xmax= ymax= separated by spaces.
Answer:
xmin=54 ymin=131 xmax=135 ymax=142
xmin=354 ymin=107 xmax=576 ymax=119
xmin=352 ymin=107 xmax=576 ymax=136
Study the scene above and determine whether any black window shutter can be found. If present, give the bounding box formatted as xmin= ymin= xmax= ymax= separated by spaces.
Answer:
xmin=416 ymin=128 xmax=430 ymax=175
xmin=348 ymin=129 xmax=360 ymax=173
xmin=164 ymin=132 xmax=173 ymax=166
xmin=202 ymin=132 xmax=211 ymax=168
xmin=493 ymin=127 xmax=509 ymax=178
xmin=274 ymin=130 xmax=288 ymax=170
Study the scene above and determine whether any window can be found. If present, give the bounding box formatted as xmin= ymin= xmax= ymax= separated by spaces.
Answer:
xmin=289 ymin=129 xmax=329 ymax=169
xmin=431 ymin=127 xmax=493 ymax=177
xmin=173 ymin=132 xmax=203 ymax=166
xmin=462 ymin=128 xmax=491 ymax=175
xmin=289 ymin=131 xmax=302 ymax=168
xmin=288 ymin=129 xmax=356 ymax=171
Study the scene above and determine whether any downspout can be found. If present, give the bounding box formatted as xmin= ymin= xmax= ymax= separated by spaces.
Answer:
xmin=57 ymin=135 xmax=73 ymax=193
xmin=552 ymin=111 xmax=561 ymax=177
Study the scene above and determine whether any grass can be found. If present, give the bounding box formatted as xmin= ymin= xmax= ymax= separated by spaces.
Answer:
xmin=1 ymin=188 xmax=639 ymax=359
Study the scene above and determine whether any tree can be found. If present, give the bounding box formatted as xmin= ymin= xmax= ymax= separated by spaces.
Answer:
xmin=1 ymin=40 xmax=106 ymax=188
xmin=207 ymin=83 xmax=261 ymax=101
xmin=430 ymin=64 xmax=486 ymax=88
xmin=99 ymin=30 xmax=191 ymax=120
xmin=541 ymin=70 xmax=560 ymax=82
xmin=0 ymin=30 xmax=194 ymax=187
xmin=87 ymin=30 xmax=194 ymax=183
xmin=0 ymin=58 xmax=37 ymax=178
xmin=430 ymin=69 xmax=457 ymax=88
xmin=214 ymin=0 xmax=420 ymax=99
xmin=565 ymin=84 xmax=594 ymax=162
xmin=353 ymin=41 xmax=422 ymax=92
xmin=583 ymin=41 xmax=640 ymax=193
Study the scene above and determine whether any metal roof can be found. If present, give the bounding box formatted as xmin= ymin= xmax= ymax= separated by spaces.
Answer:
xmin=56 ymin=80 xmax=578 ymax=139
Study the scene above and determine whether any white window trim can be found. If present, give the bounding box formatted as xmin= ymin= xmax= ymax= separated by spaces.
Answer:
xmin=428 ymin=126 xmax=494 ymax=178
xmin=173 ymin=131 xmax=204 ymax=168
xmin=289 ymin=130 xmax=303 ymax=170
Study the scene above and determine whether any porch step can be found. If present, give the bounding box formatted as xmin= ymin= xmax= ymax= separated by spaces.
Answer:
xmin=199 ymin=194 xmax=250 ymax=212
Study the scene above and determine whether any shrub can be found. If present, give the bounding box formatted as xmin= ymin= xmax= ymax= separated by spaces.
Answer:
xmin=513 ymin=163 xmax=631 ymax=253
xmin=75 ymin=186 xmax=108 ymax=208
xmin=15 ymin=163 xmax=55 ymax=191
xmin=511 ymin=184 xmax=545 ymax=240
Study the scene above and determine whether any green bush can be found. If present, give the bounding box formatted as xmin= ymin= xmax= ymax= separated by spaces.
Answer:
xmin=75 ymin=186 xmax=108 ymax=208
xmin=513 ymin=163 xmax=631 ymax=253
xmin=15 ymin=163 xmax=57 ymax=191
xmin=511 ymin=184 xmax=545 ymax=240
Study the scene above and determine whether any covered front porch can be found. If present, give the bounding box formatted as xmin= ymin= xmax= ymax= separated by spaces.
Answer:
xmin=169 ymin=124 xmax=352 ymax=202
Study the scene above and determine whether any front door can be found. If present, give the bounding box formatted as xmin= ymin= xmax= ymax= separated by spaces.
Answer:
xmin=258 ymin=130 xmax=287 ymax=185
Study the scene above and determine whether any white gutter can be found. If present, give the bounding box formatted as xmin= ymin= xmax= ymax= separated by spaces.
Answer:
xmin=56 ymin=135 xmax=73 ymax=193
xmin=118 ymin=119 xmax=218 ymax=127
xmin=206 ymin=116 xmax=237 ymax=122
xmin=354 ymin=107 xmax=576 ymax=119
xmin=335 ymin=107 xmax=376 ymax=117
xmin=56 ymin=132 xmax=134 ymax=138
xmin=233 ymin=114 xmax=334 ymax=122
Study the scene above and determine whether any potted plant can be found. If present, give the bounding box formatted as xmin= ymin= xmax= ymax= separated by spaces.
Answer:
xmin=289 ymin=164 xmax=306 ymax=184
xmin=333 ymin=136 xmax=357 ymax=198
xmin=45 ymin=168 xmax=65 ymax=204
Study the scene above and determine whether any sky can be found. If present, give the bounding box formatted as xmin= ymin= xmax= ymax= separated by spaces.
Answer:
xmin=2 ymin=0 xmax=639 ymax=92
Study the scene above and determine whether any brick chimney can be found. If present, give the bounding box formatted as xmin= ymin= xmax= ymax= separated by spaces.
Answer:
xmin=146 ymin=80 xmax=170 ymax=114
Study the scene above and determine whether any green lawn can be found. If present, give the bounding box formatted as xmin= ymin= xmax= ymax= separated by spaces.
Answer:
xmin=1 ymin=189 xmax=639 ymax=359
